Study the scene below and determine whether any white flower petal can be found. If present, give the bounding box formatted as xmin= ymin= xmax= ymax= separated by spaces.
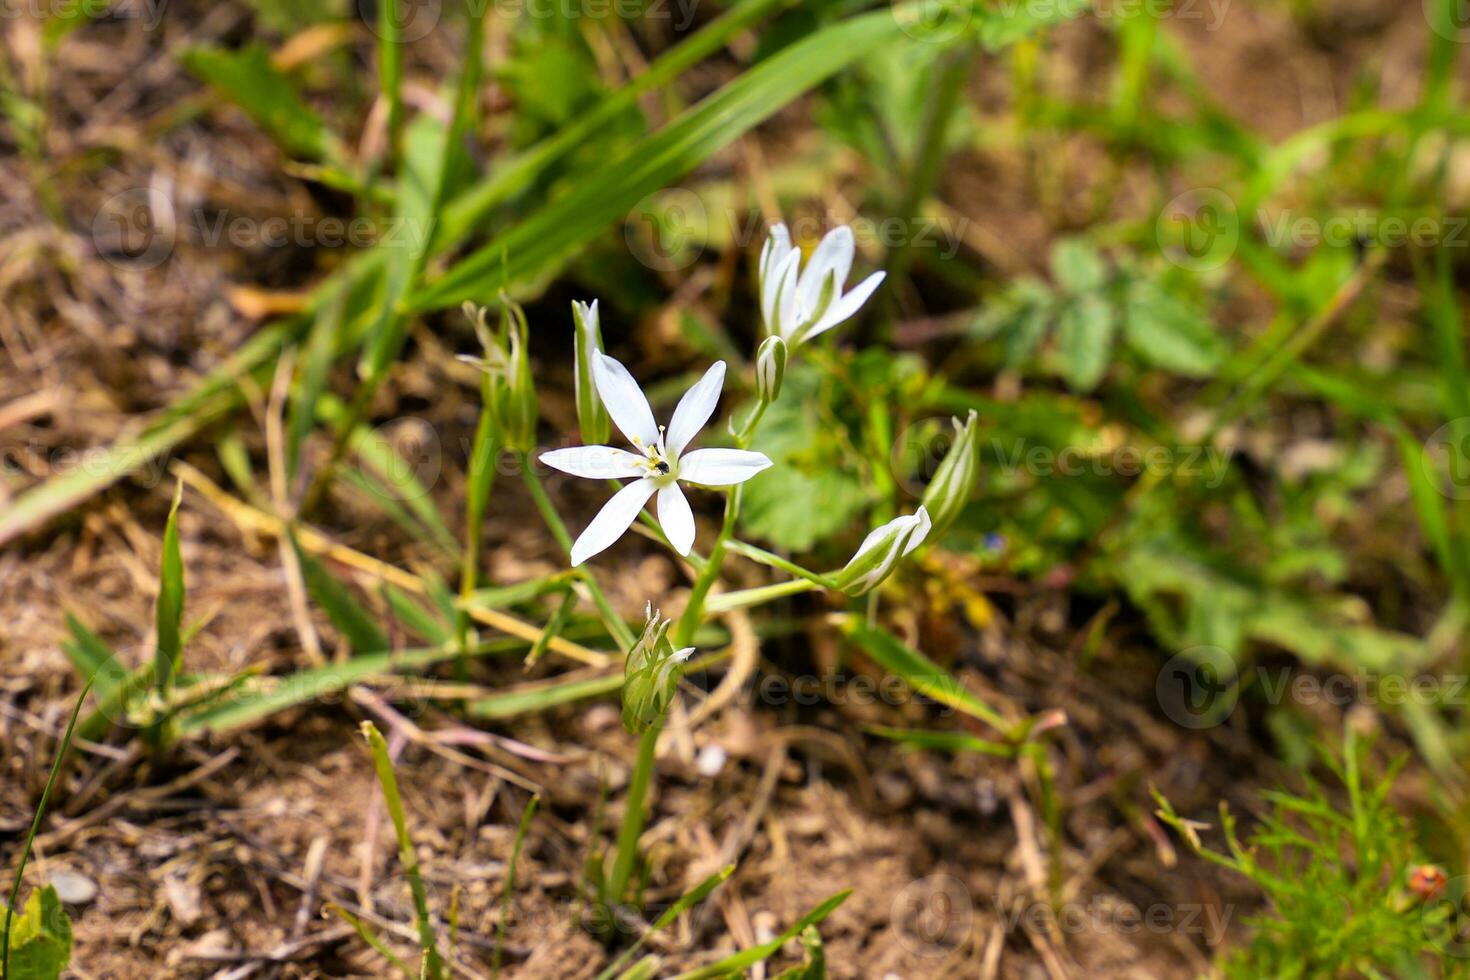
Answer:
xmin=760 ymin=224 xmax=793 ymax=329
xmin=592 ymin=352 xmax=660 ymax=449
xmin=770 ymin=249 xmax=801 ymax=340
xmin=540 ymin=446 xmax=645 ymax=480
xmin=657 ymin=484 xmax=696 ymax=556
xmin=801 ymin=270 xmax=885 ymax=343
xmin=678 ymin=448 xmax=773 ymax=486
xmin=797 ymin=225 xmax=855 ymax=316
xmin=569 ymin=478 xmax=656 ymax=565
xmin=665 ymin=361 xmax=725 ymax=457
xmin=902 ymin=505 xmax=932 ymax=556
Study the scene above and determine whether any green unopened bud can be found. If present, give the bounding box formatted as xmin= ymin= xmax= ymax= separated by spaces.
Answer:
xmin=572 ymin=299 xmax=611 ymax=445
xmin=458 ymin=300 xmax=538 ymax=454
xmin=831 ymin=507 xmax=931 ymax=596
xmin=502 ymin=299 xmax=537 ymax=453
xmin=622 ymin=603 xmax=694 ymax=734
xmin=920 ymin=410 xmax=980 ymax=539
xmin=755 ymin=335 xmax=787 ymax=403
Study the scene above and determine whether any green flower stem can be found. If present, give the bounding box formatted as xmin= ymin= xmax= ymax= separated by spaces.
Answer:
xmin=725 ymin=539 xmax=835 ymax=588
xmin=606 ymin=721 xmax=660 ymax=905
xmin=520 ymin=454 xmax=637 ymax=652
xmin=457 ymin=375 xmax=500 ymax=672
xmin=734 ymin=399 xmax=769 ymax=444
xmin=674 ymin=485 xmax=741 ymax=648
xmin=705 ymin=578 xmax=820 ymax=613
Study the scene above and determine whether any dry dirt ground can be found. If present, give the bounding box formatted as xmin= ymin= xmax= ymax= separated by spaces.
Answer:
xmin=0 ymin=0 xmax=1454 ymax=976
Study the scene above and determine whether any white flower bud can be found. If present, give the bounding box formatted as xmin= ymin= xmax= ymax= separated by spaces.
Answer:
xmin=572 ymin=299 xmax=610 ymax=446
xmin=920 ymin=411 xmax=980 ymax=539
xmin=832 ymin=507 xmax=932 ymax=596
xmin=755 ymin=335 xmax=787 ymax=403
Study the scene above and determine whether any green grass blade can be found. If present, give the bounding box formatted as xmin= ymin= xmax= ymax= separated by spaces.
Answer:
xmin=468 ymin=671 xmax=625 ymax=720
xmin=434 ymin=0 xmax=789 ymax=250
xmin=865 ymin=725 xmax=1017 ymax=758
xmin=180 ymin=44 xmax=336 ymax=161
xmin=155 ymin=482 xmax=185 ymax=700
xmin=177 ymin=641 xmax=517 ymax=735
xmin=59 ymin=614 xmax=119 ymax=703
xmin=383 ymin=585 xmax=452 ymax=646
xmin=361 ymin=722 xmax=444 ymax=980
xmin=669 ymin=889 xmax=851 ymax=980
xmin=594 ymin=865 xmax=735 ymax=980
xmin=327 ymin=903 xmax=416 ymax=979
xmin=377 ymin=0 xmax=404 ymax=162
xmin=492 ymin=793 xmax=539 ymax=978
xmin=292 ymin=534 xmax=391 ymax=655
xmin=286 ymin=288 xmax=344 ymax=484
xmin=843 ymin=621 xmax=1008 ymax=733
xmin=410 ymin=9 xmax=906 ymax=312
xmin=3 ymin=679 xmax=93 ymax=978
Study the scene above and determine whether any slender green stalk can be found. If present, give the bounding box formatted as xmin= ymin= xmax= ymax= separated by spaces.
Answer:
xmin=327 ymin=904 xmax=415 ymax=979
xmin=458 ymin=371 xmax=501 ymax=670
xmin=674 ymin=486 xmax=742 ymax=648
xmin=493 ymin=793 xmax=539 ymax=978
xmin=885 ymin=44 xmax=976 ymax=312
xmin=705 ymin=578 xmax=820 ymax=614
xmin=361 ymin=722 xmax=445 ymax=980
xmin=520 ymin=454 xmax=637 ymax=651
xmin=605 ymin=723 xmax=661 ymax=905
xmin=377 ymin=0 xmax=404 ymax=164
xmin=3 ymin=679 xmax=92 ymax=977
xmin=725 ymin=540 xmax=834 ymax=588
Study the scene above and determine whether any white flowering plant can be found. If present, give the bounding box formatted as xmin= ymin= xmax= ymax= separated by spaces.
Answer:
xmin=459 ymin=221 xmax=1009 ymax=915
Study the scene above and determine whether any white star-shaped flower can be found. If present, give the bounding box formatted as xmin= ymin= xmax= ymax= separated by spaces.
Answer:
xmin=759 ymin=223 xmax=886 ymax=346
xmin=540 ymin=352 xmax=773 ymax=565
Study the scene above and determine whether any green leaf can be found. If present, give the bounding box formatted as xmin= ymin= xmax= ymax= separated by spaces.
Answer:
xmin=740 ymin=370 xmax=866 ymax=552
xmin=843 ymin=621 xmax=1008 ymax=732
xmin=59 ymin=614 xmax=120 ymax=704
xmin=286 ymin=288 xmax=344 ymax=483
xmin=180 ymin=44 xmax=334 ymax=161
xmin=1122 ymin=280 xmax=1225 ymax=376
xmin=5 ymin=887 xmax=72 ymax=980
xmin=1050 ymin=238 xmax=1106 ymax=294
xmin=1056 ymin=293 xmax=1117 ymax=391
xmin=155 ymin=483 xmax=185 ymax=697
xmin=410 ymin=9 xmax=906 ymax=311
xmin=976 ymin=0 xmax=1089 ymax=51
xmin=669 ymin=890 xmax=851 ymax=980
xmin=865 ymin=724 xmax=1016 ymax=758
xmin=361 ymin=723 xmax=443 ymax=980
xmin=292 ymin=536 xmax=390 ymax=655
xmin=772 ymin=926 xmax=826 ymax=980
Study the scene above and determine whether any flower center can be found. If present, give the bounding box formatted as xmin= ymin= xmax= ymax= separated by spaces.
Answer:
xmin=642 ymin=447 xmax=677 ymax=484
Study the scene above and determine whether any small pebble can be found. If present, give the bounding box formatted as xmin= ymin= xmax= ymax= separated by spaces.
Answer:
xmin=48 ymin=870 xmax=97 ymax=906
xmin=695 ymin=744 xmax=727 ymax=778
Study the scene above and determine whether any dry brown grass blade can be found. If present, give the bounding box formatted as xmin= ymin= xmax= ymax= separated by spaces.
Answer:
xmin=171 ymin=461 xmax=612 ymax=668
